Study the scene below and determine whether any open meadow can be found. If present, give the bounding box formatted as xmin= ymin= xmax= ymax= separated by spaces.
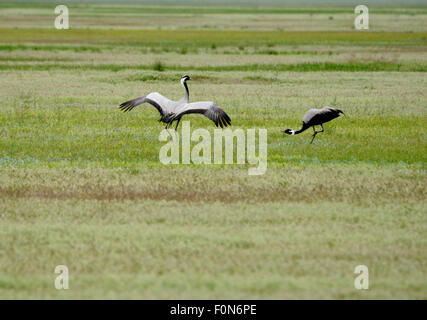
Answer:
xmin=0 ymin=1 xmax=426 ymax=299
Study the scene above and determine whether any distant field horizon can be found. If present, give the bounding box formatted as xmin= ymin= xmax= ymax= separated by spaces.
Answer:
xmin=4 ymin=0 xmax=427 ymax=5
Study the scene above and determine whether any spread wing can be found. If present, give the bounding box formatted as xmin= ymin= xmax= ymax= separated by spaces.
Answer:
xmin=173 ymin=101 xmax=231 ymax=128
xmin=119 ymin=92 xmax=178 ymax=116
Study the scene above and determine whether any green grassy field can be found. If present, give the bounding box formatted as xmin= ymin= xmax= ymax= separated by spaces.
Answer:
xmin=0 ymin=1 xmax=426 ymax=299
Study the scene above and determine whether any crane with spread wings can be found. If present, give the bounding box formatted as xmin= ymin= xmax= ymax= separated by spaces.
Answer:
xmin=119 ymin=75 xmax=231 ymax=130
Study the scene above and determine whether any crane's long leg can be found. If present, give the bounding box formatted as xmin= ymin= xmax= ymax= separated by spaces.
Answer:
xmin=310 ymin=126 xmax=318 ymax=144
xmin=310 ymin=124 xmax=325 ymax=144
xmin=174 ymin=117 xmax=181 ymax=131
xmin=165 ymin=122 xmax=173 ymax=139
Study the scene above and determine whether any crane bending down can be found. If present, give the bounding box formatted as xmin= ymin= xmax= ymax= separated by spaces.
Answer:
xmin=283 ymin=107 xmax=344 ymax=144
xmin=118 ymin=75 xmax=231 ymax=130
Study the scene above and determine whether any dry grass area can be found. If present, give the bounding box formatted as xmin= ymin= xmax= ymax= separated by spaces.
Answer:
xmin=0 ymin=2 xmax=426 ymax=299
xmin=0 ymin=166 xmax=425 ymax=204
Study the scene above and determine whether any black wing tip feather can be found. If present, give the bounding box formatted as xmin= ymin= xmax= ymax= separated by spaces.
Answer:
xmin=118 ymin=96 xmax=146 ymax=113
xmin=224 ymin=112 xmax=231 ymax=125
xmin=118 ymin=100 xmax=134 ymax=112
xmin=217 ymin=110 xmax=231 ymax=128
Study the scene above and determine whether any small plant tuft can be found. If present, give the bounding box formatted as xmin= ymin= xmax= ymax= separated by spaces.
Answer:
xmin=152 ymin=61 xmax=165 ymax=72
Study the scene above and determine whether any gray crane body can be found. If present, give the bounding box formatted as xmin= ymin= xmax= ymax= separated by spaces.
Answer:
xmin=283 ymin=106 xmax=344 ymax=143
